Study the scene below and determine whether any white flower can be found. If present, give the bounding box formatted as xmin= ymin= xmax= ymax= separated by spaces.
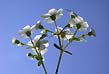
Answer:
xmin=64 ymin=29 xmax=73 ymax=39
xmin=41 ymin=8 xmax=63 ymax=23
xmin=18 ymin=25 xmax=31 ymax=38
xmin=69 ymin=16 xmax=89 ymax=31
xmin=31 ymin=21 xmax=44 ymax=31
xmin=55 ymin=26 xmax=73 ymax=40
xmin=27 ymin=35 xmax=49 ymax=55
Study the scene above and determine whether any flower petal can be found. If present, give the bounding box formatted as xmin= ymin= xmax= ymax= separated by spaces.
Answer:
xmin=48 ymin=8 xmax=57 ymax=15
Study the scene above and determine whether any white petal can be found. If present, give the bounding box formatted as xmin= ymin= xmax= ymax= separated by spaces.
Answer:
xmin=40 ymin=48 xmax=47 ymax=55
xmin=48 ymin=8 xmax=57 ymax=15
xmin=23 ymin=25 xmax=31 ymax=31
xmin=44 ymin=17 xmax=54 ymax=23
xmin=57 ymin=8 xmax=63 ymax=14
xmin=66 ymin=35 xmax=73 ymax=39
xmin=68 ymin=18 xmax=74 ymax=27
xmin=56 ymin=8 xmax=63 ymax=19
xmin=27 ymin=41 xmax=33 ymax=47
xmin=12 ymin=37 xmax=16 ymax=44
xmin=31 ymin=25 xmax=36 ymax=31
xmin=43 ymin=42 xmax=49 ymax=47
xmin=34 ymin=35 xmax=42 ymax=42
xmin=39 ymin=45 xmax=46 ymax=50
xmin=18 ymin=30 xmax=28 ymax=38
xmin=41 ymin=13 xmax=51 ymax=18
xmin=74 ymin=16 xmax=84 ymax=24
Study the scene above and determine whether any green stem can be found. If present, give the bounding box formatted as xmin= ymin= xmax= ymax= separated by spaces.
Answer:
xmin=41 ymin=61 xmax=47 ymax=74
xmin=54 ymin=21 xmax=64 ymax=74
xmin=54 ymin=21 xmax=62 ymax=46
xmin=29 ymin=36 xmax=47 ymax=74
xmin=55 ymin=50 xmax=64 ymax=74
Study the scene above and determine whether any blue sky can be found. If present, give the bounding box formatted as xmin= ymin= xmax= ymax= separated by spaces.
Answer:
xmin=0 ymin=0 xmax=109 ymax=74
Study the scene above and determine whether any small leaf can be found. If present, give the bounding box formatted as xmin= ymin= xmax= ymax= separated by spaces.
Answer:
xmin=54 ymin=43 xmax=60 ymax=49
xmin=27 ymin=53 xmax=34 ymax=59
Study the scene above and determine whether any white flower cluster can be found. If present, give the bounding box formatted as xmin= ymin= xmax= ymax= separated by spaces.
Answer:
xmin=12 ymin=8 xmax=95 ymax=72
xmin=12 ymin=21 xmax=49 ymax=57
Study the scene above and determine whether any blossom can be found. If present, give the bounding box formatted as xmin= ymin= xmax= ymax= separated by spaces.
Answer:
xmin=69 ymin=16 xmax=89 ymax=31
xmin=18 ymin=25 xmax=32 ymax=38
xmin=28 ymin=35 xmax=49 ymax=55
xmin=55 ymin=26 xmax=73 ymax=40
xmin=12 ymin=37 xmax=24 ymax=46
xmin=31 ymin=21 xmax=44 ymax=31
xmin=41 ymin=8 xmax=63 ymax=23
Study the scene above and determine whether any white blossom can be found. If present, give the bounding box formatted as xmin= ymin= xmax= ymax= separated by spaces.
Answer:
xmin=41 ymin=8 xmax=63 ymax=23
xmin=18 ymin=25 xmax=31 ymax=38
xmin=31 ymin=21 xmax=44 ymax=31
xmin=69 ymin=16 xmax=89 ymax=31
xmin=55 ymin=26 xmax=73 ymax=40
xmin=27 ymin=35 xmax=49 ymax=55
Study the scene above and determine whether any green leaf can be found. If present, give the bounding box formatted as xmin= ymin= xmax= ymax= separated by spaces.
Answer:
xmin=27 ymin=53 xmax=34 ymax=59
xmin=54 ymin=43 xmax=60 ymax=49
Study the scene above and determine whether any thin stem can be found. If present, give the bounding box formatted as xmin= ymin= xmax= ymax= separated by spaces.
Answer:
xmin=41 ymin=61 xmax=47 ymax=74
xmin=54 ymin=21 xmax=62 ymax=47
xmin=54 ymin=21 xmax=64 ymax=74
xmin=55 ymin=50 xmax=64 ymax=74
xmin=29 ymin=36 xmax=47 ymax=74
xmin=29 ymin=36 xmax=39 ymax=54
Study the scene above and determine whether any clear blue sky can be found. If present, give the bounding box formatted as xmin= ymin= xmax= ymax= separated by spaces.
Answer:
xmin=0 ymin=0 xmax=109 ymax=74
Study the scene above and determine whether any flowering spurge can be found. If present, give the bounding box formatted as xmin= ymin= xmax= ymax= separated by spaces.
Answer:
xmin=27 ymin=35 xmax=49 ymax=56
xmin=41 ymin=8 xmax=63 ymax=23
xmin=12 ymin=37 xmax=24 ymax=46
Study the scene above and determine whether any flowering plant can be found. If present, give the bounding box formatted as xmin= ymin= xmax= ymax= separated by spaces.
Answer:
xmin=12 ymin=8 xmax=96 ymax=74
